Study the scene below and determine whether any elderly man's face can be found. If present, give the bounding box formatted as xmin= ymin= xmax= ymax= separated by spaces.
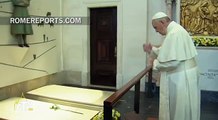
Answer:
xmin=152 ymin=20 xmax=167 ymax=35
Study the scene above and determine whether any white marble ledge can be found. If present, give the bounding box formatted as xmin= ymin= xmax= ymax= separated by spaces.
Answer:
xmin=0 ymin=97 xmax=99 ymax=120
xmin=196 ymin=46 xmax=218 ymax=50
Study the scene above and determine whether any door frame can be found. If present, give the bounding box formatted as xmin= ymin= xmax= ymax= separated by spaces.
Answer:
xmin=82 ymin=2 xmax=123 ymax=89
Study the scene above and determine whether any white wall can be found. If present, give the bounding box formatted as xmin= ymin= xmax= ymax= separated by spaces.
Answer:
xmin=121 ymin=0 xmax=147 ymax=90
xmin=147 ymin=0 xmax=167 ymax=46
xmin=0 ymin=0 xmax=63 ymax=87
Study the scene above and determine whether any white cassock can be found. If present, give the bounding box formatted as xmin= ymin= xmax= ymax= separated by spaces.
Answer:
xmin=151 ymin=21 xmax=201 ymax=120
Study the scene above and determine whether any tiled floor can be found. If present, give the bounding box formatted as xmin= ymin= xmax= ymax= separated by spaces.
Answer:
xmin=114 ymin=88 xmax=218 ymax=120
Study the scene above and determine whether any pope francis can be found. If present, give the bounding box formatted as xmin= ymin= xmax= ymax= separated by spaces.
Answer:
xmin=143 ymin=12 xmax=200 ymax=120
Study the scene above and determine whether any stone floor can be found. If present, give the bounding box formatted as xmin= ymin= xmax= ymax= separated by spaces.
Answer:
xmin=114 ymin=89 xmax=218 ymax=120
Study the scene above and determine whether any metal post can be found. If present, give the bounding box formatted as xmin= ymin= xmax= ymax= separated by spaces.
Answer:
xmin=104 ymin=101 xmax=112 ymax=120
xmin=134 ymin=81 xmax=140 ymax=113
xmin=147 ymin=68 xmax=154 ymax=98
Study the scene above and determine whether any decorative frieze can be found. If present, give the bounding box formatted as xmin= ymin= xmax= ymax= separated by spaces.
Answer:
xmin=180 ymin=0 xmax=218 ymax=36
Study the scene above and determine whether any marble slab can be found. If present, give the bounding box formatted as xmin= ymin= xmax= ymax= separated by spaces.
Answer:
xmin=0 ymin=97 xmax=99 ymax=120
xmin=26 ymin=85 xmax=114 ymax=107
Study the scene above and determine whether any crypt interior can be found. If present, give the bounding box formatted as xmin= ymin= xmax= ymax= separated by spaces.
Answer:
xmin=0 ymin=0 xmax=218 ymax=120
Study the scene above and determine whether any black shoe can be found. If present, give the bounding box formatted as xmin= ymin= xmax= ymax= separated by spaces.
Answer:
xmin=24 ymin=44 xmax=29 ymax=47
xmin=18 ymin=44 xmax=23 ymax=47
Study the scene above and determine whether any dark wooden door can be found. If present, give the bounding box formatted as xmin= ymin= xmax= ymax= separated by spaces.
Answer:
xmin=90 ymin=7 xmax=117 ymax=87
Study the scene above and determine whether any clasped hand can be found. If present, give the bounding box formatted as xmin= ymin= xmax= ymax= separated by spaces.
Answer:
xmin=143 ymin=43 xmax=152 ymax=54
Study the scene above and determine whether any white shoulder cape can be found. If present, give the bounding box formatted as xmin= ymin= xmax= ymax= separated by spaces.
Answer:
xmin=157 ymin=21 xmax=197 ymax=62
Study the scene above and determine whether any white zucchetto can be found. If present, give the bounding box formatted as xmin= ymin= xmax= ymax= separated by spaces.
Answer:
xmin=152 ymin=12 xmax=168 ymax=20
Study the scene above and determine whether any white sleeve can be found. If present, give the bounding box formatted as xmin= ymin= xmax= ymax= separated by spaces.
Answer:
xmin=152 ymin=47 xmax=160 ymax=55
xmin=153 ymin=59 xmax=181 ymax=72
xmin=150 ymin=47 xmax=160 ymax=59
